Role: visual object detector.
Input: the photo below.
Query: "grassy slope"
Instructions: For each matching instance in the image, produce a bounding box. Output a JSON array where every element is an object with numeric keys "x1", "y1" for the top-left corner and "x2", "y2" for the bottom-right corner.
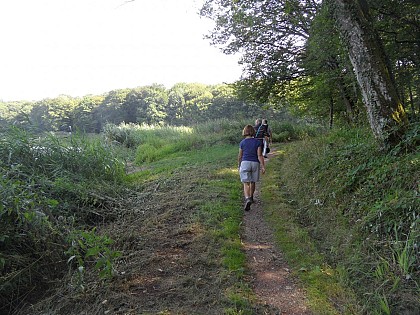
[{"x1": 263, "y1": 127, "x2": 419, "y2": 314}]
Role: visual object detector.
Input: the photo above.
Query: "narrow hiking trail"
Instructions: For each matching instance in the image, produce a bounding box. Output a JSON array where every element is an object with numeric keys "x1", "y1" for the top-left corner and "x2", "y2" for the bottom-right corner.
[{"x1": 242, "y1": 153, "x2": 312, "y2": 315}]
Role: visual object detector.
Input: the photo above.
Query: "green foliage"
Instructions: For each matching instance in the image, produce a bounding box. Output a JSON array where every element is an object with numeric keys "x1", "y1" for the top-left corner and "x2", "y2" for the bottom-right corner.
[
  {"x1": 368, "y1": 0, "x2": 420, "y2": 116},
  {"x1": 0, "y1": 127, "x2": 125, "y2": 183},
  {"x1": 269, "y1": 120, "x2": 324, "y2": 142},
  {"x1": 103, "y1": 119, "x2": 321, "y2": 168},
  {"x1": 66, "y1": 228, "x2": 121, "y2": 283},
  {"x1": 389, "y1": 120, "x2": 420, "y2": 155},
  {"x1": 1, "y1": 83, "x2": 289, "y2": 135},
  {"x1": 200, "y1": 0, "x2": 318, "y2": 105},
  {"x1": 300, "y1": 2, "x2": 362, "y2": 126},
  {"x1": 276, "y1": 126, "x2": 419, "y2": 313},
  {"x1": 102, "y1": 122, "x2": 143, "y2": 148},
  {"x1": 201, "y1": 0, "x2": 419, "y2": 142},
  {"x1": 0, "y1": 127, "x2": 125, "y2": 312},
  {"x1": 131, "y1": 125, "x2": 201, "y2": 163}
]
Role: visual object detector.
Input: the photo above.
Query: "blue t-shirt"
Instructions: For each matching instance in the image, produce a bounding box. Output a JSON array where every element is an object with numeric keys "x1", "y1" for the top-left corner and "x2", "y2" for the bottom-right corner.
[{"x1": 240, "y1": 138, "x2": 262, "y2": 163}]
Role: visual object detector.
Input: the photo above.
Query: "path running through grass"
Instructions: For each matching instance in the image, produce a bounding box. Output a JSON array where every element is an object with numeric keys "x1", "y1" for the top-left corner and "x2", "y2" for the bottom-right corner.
[{"x1": 242, "y1": 152, "x2": 312, "y2": 314}]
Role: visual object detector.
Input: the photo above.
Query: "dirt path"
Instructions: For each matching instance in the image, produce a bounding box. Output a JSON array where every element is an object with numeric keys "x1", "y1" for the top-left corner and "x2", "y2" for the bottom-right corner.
[{"x1": 242, "y1": 155, "x2": 312, "y2": 315}]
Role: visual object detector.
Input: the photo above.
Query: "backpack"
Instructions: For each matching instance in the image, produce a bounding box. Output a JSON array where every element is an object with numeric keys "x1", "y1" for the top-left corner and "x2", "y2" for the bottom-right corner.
[{"x1": 254, "y1": 124, "x2": 267, "y2": 139}]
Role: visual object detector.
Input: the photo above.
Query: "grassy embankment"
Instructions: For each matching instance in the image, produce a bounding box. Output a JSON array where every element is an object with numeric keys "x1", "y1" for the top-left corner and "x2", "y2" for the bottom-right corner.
[{"x1": 263, "y1": 125, "x2": 419, "y2": 314}]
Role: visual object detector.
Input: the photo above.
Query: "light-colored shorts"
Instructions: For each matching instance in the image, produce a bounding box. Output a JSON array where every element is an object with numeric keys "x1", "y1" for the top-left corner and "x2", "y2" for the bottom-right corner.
[{"x1": 239, "y1": 161, "x2": 260, "y2": 183}]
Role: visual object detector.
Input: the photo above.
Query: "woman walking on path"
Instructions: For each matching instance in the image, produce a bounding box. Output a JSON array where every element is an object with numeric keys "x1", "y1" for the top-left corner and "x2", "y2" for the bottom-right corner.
[{"x1": 238, "y1": 124, "x2": 266, "y2": 211}]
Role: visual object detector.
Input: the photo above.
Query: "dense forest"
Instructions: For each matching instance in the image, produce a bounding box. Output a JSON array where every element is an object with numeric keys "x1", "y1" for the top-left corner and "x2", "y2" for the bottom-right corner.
[
  {"x1": 0, "y1": 0, "x2": 419, "y2": 314},
  {"x1": 0, "y1": 83, "x2": 288, "y2": 133}
]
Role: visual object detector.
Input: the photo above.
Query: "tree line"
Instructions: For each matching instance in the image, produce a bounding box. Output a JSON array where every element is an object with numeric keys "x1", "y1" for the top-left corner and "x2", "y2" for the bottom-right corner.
[
  {"x1": 200, "y1": 0, "x2": 419, "y2": 149},
  {"x1": 0, "y1": 83, "x2": 290, "y2": 133}
]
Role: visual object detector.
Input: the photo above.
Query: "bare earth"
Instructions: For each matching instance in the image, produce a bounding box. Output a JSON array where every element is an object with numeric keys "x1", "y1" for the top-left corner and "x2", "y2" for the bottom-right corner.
[{"x1": 242, "y1": 155, "x2": 312, "y2": 315}]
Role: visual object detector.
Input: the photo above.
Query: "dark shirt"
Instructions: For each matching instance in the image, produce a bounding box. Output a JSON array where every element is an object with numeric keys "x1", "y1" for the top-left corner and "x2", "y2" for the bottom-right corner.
[
  {"x1": 240, "y1": 138, "x2": 262, "y2": 163},
  {"x1": 254, "y1": 124, "x2": 267, "y2": 139},
  {"x1": 263, "y1": 124, "x2": 271, "y2": 138}
]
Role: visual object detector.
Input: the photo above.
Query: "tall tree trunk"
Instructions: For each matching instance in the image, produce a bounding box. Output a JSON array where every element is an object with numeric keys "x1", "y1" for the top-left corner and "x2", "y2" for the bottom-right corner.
[{"x1": 327, "y1": 0, "x2": 408, "y2": 149}]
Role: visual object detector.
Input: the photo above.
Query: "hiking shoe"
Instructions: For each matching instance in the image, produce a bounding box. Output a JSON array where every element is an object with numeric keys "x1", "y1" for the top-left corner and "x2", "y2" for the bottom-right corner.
[
  {"x1": 244, "y1": 198, "x2": 252, "y2": 211},
  {"x1": 250, "y1": 196, "x2": 254, "y2": 203}
]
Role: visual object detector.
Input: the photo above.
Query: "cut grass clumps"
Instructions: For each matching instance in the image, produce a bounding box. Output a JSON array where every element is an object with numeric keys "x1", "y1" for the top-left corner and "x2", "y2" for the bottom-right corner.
[
  {"x1": 270, "y1": 126, "x2": 419, "y2": 314},
  {"x1": 189, "y1": 147, "x2": 257, "y2": 313}
]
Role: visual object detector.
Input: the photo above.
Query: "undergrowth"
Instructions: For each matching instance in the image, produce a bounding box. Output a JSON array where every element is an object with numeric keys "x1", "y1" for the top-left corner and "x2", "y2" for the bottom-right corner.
[
  {"x1": 268, "y1": 126, "x2": 419, "y2": 314},
  {"x1": 1, "y1": 118, "x2": 363, "y2": 314},
  {"x1": 0, "y1": 127, "x2": 125, "y2": 314},
  {"x1": 102, "y1": 118, "x2": 320, "y2": 161}
]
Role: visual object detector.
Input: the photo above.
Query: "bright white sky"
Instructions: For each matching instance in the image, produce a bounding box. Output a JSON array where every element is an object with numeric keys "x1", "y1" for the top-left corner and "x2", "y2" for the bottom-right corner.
[{"x1": 0, "y1": 0, "x2": 242, "y2": 102}]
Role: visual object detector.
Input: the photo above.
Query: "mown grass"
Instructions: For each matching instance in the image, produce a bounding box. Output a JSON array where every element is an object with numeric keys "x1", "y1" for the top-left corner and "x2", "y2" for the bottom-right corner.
[
  {"x1": 110, "y1": 120, "x2": 308, "y2": 313},
  {"x1": 0, "y1": 119, "x2": 256, "y2": 313},
  {"x1": 122, "y1": 132, "x2": 256, "y2": 313},
  {"x1": 263, "y1": 125, "x2": 419, "y2": 314},
  {"x1": 128, "y1": 137, "x2": 255, "y2": 313}
]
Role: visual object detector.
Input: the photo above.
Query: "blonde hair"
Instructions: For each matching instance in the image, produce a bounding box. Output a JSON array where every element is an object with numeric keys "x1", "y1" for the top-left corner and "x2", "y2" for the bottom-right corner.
[{"x1": 242, "y1": 124, "x2": 255, "y2": 137}]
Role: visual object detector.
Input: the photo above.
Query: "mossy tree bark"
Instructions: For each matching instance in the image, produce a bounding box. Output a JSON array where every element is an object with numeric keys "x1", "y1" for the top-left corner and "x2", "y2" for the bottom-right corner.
[{"x1": 327, "y1": 0, "x2": 408, "y2": 149}]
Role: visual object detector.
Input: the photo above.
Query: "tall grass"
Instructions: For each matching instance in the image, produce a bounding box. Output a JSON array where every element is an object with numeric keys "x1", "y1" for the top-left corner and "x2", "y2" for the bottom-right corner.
[
  {"x1": 0, "y1": 127, "x2": 125, "y2": 312},
  {"x1": 103, "y1": 119, "x2": 320, "y2": 165}
]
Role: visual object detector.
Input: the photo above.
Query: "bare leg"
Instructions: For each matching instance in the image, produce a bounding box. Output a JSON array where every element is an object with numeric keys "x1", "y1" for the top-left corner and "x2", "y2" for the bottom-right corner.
[
  {"x1": 243, "y1": 182, "x2": 251, "y2": 198},
  {"x1": 263, "y1": 139, "x2": 267, "y2": 156},
  {"x1": 243, "y1": 182, "x2": 252, "y2": 211},
  {"x1": 250, "y1": 182, "x2": 256, "y2": 198}
]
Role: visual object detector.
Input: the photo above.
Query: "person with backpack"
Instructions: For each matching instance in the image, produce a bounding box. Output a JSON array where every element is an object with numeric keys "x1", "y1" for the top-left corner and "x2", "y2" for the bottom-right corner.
[
  {"x1": 262, "y1": 119, "x2": 272, "y2": 158},
  {"x1": 254, "y1": 118, "x2": 262, "y2": 136},
  {"x1": 254, "y1": 118, "x2": 269, "y2": 158},
  {"x1": 238, "y1": 124, "x2": 266, "y2": 211}
]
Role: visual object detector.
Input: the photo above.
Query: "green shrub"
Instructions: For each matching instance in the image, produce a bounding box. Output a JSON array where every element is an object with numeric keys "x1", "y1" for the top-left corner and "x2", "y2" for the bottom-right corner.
[
  {"x1": 103, "y1": 122, "x2": 143, "y2": 148},
  {"x1": 270, "y1": 121, "x2": 325, "y2": 142},
  {"x1": 66, "y1": 228, "x2": 121, "y2": 284}
]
